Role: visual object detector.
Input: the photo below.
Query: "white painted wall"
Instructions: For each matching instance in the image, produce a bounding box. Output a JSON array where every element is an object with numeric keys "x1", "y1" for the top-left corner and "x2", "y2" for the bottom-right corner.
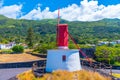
[
  {"x1": 46, "y1": 49, "x2": 82, "y2": 72},
  {"x1": 0, "y1": 43, "x2": 15, "y2": 49},
  {"x1": 0, "y1": 44, "x2": 6, "y2": 49}
]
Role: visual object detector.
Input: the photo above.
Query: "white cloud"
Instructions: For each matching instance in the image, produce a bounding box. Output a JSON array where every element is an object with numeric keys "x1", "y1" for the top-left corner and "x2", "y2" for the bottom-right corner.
[
  {"x1": 60, "y1": 0, "x2": 120, "y2": 21},
  {"x1": 0, "y1": 1, "x2": 22, "y2": 19},
  {"x1": 21, "y1": 7, "x2": 57, "y2": 20},
  {"x1": 21, "y1": 0, "x2": 120, "y2": 21},
  {"x1": 1, "y1": 0, "x2": 120, "y2": 21}
]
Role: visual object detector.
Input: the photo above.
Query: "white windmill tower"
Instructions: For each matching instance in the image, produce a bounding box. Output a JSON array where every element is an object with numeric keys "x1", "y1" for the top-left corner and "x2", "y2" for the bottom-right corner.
[{"x1": 45, "y1": 9, "x2": 82, "y2": 72}]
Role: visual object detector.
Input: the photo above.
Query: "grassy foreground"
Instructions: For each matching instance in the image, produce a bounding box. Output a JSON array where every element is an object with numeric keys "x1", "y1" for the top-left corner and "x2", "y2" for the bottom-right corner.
[{"x1": 17, "y1": 70, "x2": 111, "y2": 80}]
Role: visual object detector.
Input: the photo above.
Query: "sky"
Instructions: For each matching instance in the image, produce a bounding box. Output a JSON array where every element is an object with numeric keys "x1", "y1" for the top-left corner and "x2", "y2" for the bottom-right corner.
[{"x1": 0, "y1": 0, "x2": 120, "y2": 21}]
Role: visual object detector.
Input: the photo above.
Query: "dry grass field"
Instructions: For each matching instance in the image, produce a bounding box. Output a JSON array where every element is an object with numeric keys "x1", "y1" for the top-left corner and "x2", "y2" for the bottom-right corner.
[
  {"x1": 0, "y1": 53, "x2": 45, "y2": 63},
  {"x1": 17, "y1": 70, "x2": 111, "y2": 80}
]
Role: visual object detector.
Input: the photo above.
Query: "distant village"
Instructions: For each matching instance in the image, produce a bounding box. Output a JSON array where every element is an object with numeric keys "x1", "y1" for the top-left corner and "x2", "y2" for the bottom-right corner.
[
  {"x1": 98, "y1": 40, "x2": 120, "y2": 46},
  {"x1": 0, "y1": 42, "x2": 27, "y2": 50},
  {"x1": 0, "y1": 40, "x2": 120, "y2": 50}
]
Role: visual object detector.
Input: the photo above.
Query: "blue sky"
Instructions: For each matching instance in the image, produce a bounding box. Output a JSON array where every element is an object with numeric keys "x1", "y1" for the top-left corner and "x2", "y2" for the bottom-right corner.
[{"x1": 0, "y1": 0, "x2": 120, "y2": 21}]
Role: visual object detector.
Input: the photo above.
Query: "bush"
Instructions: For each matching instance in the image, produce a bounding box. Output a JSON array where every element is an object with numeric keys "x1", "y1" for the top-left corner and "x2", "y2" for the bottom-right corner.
[
  {"x1": 12, "y1": 45, "x2": 24, "y2": 53},
  {"x1": 34, "y1": 44, "x2": 49, "y2": 54},
  {"x1": 34, "y1": 43, "x2": 56, "y2": 54}
]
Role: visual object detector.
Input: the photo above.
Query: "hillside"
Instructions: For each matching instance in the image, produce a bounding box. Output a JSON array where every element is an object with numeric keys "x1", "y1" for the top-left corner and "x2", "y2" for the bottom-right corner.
[{"x1": 0, "y1": 15, "x2": 120, "y2": 44}]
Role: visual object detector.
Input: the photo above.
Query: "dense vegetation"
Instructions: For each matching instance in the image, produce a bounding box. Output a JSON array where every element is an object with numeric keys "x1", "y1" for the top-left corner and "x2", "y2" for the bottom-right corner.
[
  {"x1": 1, "y1": 15, "x2": 120, "y2": 65},
  {"x1": 0, "y1": 15, "x2": 120, "y2": 45},
  {"x1": 95, "y1": 44, "x2": 120, "y2": 66}
]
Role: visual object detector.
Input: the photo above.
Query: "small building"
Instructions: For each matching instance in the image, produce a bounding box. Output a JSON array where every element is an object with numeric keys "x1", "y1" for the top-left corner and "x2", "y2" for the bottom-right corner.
[
  {"x1": 109, "y1": 41, "x2": 117, "y2": 45},
  {"x1": 116, "y1": 40, "x2": 120, "y2": 44},
  {"x1": 0, "y1": 44, "x2": 6, "y2": 49},
  {"x1": 0, "y1": 42, "x2": 16, "y2": 49},
  {"x1": 98, "y1": 41, "x2": 109, "y2": 46}
]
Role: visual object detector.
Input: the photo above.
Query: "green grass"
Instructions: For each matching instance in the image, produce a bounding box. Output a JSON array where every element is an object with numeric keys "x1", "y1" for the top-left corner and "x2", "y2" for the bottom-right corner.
[
  {"x1": 114, "y1": 62, "x2": 120, "y2": 66},
  {"x1": 0, "y1": 49, "x2": 13, "y2": 54}
]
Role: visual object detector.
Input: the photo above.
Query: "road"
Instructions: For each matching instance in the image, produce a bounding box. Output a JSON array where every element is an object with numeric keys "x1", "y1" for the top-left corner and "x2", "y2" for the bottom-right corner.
[
  {"x1": 0, "y1": 67, "x2": 120, "y2": 80},
  {"x1": 0, "y1": 68, "x2": 30, "y2": 80},
  {"x1": 99, "y1": 69, "x2": 120, "y2": 74}
]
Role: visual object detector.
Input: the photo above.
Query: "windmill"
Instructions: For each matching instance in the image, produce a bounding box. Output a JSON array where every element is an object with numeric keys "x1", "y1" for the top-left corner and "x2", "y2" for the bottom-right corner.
[{"x1": 45, "y1": 9, "x2": 87, "y2": 72}]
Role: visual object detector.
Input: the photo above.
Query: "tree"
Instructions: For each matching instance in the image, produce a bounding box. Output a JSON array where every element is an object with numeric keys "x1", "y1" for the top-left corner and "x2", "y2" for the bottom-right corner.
[
  {"x1": 95, "y1": 45, "x2": 120, "y2": 65},
  {"x1": 26, "y1": 27, "x2": 34, "y2": 48},
  {"x1": 12, "y1": 45, "x2": 24, "y2": 53}
]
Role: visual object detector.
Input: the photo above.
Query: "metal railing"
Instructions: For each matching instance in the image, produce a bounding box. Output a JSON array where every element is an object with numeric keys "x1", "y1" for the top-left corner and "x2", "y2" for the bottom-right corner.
[{"x1": 81, "y1": 60, "x2": 113, "y2": 76}]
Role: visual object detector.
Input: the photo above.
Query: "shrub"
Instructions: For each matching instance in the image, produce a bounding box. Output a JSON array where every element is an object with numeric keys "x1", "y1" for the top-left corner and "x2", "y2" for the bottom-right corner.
[
  {"x1": 34, "y1": 44, "x2": 49, "y2": 54},
  {"x1": 12, "y1": 45, "x2": 24, "y2": 53},
  {"x1": 34, "y1": 43, "x2": 56, "y2": 54}
]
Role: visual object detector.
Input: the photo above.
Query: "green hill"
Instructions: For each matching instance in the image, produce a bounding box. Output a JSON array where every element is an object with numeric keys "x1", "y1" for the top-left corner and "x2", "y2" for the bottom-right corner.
[{"x1": 0, "y1": 15, "x2": 120, "y2": 44}]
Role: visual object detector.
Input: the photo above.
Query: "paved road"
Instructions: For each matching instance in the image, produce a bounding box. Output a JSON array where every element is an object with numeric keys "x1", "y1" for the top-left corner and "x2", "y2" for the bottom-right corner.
[
  {"x1": 0, "y1": 68, "x2": 30, "y2": 80},
  {"x1": 99, "y1": 69, "x2": 120, "y2": 74},
  {"x1": 0, "y1": 67, "x2": 120, "y2": 80}
]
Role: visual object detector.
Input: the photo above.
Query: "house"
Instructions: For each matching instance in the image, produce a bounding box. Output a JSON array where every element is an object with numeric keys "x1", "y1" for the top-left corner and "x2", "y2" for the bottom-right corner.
[
  {"x1": 98, "y1": 41, "x2": 117, "y2": 46},
  {"x1": 116, "y1": 40, "x2": 120, "y2": 44},
  {"x1": 0, "y1": 44, "x2": 6, "y2": 49},
  {"x1": 109, "y1": 41, "x2": 117, "y2": 45},
  {"x1": 0, "y1": 42, "x2": 16, "y2": 49},
  {"x1": 98, "y1": 41, "x2": 109, "y2": 46}
]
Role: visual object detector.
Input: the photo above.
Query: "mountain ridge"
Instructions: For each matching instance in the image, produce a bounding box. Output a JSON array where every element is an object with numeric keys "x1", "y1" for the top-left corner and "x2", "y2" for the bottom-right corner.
[{"x1": 0, "y1": 15, "x2": 120, "y2": 44}]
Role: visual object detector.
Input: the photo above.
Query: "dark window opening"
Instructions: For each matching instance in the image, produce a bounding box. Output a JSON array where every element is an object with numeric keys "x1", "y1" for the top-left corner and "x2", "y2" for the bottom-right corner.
[{"x1": 62, "y1": 55, "x2": 66, "y2": 62}]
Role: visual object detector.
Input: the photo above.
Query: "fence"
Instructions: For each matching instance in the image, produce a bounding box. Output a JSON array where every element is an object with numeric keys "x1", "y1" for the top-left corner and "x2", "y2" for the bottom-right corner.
[{"x1": 0, "y1": 60, "x2": 46, "y2": 69}]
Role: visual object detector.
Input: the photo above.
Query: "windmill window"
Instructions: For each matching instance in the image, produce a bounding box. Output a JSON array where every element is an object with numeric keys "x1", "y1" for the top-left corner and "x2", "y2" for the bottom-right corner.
[{"x1": 62, "y1": 55, "x2": 66, "y2": 62}]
